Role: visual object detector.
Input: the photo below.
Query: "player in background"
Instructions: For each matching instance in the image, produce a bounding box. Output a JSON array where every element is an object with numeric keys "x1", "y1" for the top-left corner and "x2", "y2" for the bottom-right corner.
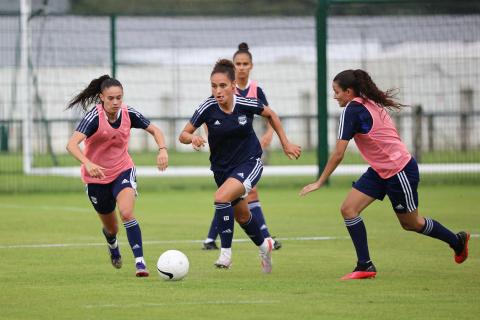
[
  {"x1": 179, "y1": 59, "x2": 301, "y2": 272},
  {"x1": 300, "y1": 69, "x2": 470, "y2": 280},
  {"x1": 66, "y1": 75, "x2": 169, "y2": 277},
  {"x1": 202, "y1": 42, "x2": 282, "y2": 251}
]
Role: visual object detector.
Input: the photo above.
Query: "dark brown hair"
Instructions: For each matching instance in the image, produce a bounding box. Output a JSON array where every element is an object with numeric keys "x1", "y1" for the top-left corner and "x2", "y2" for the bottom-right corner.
[
  {"x1": 333, "y1": 69, "x2": 406, "y2": 110},
  {"x1": 233, "y1": 42, "x2": 252, "y2": 61},
  {"x1": 211, "y1": 59, "x2": 235, "y2": 81},
  {"x1": 67, "y1": 75, "x2": 123, "y2": 112}
]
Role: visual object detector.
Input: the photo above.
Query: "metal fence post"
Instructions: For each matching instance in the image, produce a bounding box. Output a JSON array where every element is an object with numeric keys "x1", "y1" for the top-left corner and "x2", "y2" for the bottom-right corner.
[{"x1": 413, "y1": 104, "x2": 423, "y2": 162}]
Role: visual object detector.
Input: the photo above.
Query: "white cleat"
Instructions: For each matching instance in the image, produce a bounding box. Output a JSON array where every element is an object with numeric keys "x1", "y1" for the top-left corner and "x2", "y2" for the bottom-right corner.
[
  {"x1": 214, "y1": 249, "x2": 232, "y2": 269},
  {"x1": 259, "y1": 238, "x2": 274, "y2": 273}
]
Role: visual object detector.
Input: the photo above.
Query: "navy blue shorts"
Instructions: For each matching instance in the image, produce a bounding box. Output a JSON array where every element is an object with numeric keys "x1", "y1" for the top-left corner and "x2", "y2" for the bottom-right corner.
[
  {"x1": 85, "y1": 167, "x2": 137, "y2": 214},
  {"x1": 353, "y1": 157, "x2": 419, "y2": 214},
  {"x1": 213, "y1": 158, "x2": 263, "y2": 199}
]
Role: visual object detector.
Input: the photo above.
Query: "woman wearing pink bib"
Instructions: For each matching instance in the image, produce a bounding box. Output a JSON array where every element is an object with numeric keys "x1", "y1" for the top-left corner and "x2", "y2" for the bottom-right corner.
[
  {"x1": 300, "y1": 69, "x2": 469, "y2": 280},
  {"x1": 66, "y1": 75, "x2": 169, "y2": 277}
]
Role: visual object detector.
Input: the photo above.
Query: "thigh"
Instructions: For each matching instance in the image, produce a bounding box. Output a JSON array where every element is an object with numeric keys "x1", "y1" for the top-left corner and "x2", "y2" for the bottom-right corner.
[
  {"x1": 112, "y1": 167, "x2": 137, "y2": 199},
  {"x1": 341, "y1": 187, "x2": 376, "y2": 218},
  {"x1": 228, "y1": 158, "x2": 263, "y2": 198},
  {"x1": 116, "y1": 188, "x2": 136, "y2": 221},
  {"x1": 386, "y1": 159, "x2": 419, "y2": 214},
  {"x1": 216, "y1": 177, "x2": 247, "y2": 203},
  {"x1": 86, "y1": 183, "x2": 116, "y2": 214},
  {"x1": 352, "y1": 167, "x2": 387, "y2": 201}
]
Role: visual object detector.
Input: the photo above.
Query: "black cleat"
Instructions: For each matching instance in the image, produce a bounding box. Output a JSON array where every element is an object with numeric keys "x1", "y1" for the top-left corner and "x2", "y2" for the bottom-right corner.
[
  {"x1": 108, "y1": 246, "x2": 122, "y2": 269},
  {"x1": 273, "y1": 238, "x2": 282, "y2": 250},
  {"x1": 341, "y1": 261, "x2": 377, "y2": 280},
  {"x1": 453, "y1": 231, "x2": 470, "y2": 264},
  {"x1": 202, "y1": 241, "x2": 219, "y2": 250}
]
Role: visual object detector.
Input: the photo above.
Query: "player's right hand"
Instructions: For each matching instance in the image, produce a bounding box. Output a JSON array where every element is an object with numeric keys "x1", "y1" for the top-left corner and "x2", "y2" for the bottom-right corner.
[
  {"x1": 191, "y1": 135, "x2": 206, "y2": 151},
  {"x1": 283, "y1": 142, "x2": 301, "y2": 160},
  {"x1": 85, "y1": 161, "x2": 106, "y2": 179}
]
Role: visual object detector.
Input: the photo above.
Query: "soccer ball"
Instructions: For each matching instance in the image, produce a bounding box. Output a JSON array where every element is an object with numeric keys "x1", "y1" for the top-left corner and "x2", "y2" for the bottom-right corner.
[{"x1": 156, "y1": 250, "x2": 189, "y2": 280}]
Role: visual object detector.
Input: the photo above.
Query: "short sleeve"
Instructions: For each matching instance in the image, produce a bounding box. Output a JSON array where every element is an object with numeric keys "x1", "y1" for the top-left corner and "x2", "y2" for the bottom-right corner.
[
  {"x1": 257, "y1": 87, "x2": 269, "y2": 106},
  {"x1": 75, "y1": 108, "x2": 99, "y2": 138},
  {"x1": 337, "y1": 105, "x2": 358, "y2": 140},
  {"x1": 237, "y1": 96, "x2": 264, "y2": 115},
  {"x1": 190, "y1": 97, "x2": 215, "y2": 128},
  {"x1": 337, "y1": 102, "x2": 372, "y2": 140},
  {"x1": 128, "y1": 106, "x2": 151, "y2": 129}
]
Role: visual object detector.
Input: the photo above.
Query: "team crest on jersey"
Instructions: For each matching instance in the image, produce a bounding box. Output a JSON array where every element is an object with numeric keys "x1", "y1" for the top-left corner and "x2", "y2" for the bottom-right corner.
[{"x1": 238, "y1": 115, "x2": 247, "y2": 125}]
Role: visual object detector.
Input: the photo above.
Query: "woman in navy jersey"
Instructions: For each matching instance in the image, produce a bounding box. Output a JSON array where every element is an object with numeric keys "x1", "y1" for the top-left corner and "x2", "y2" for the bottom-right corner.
[
  {"x1": 179, "y1": 59, "x2": 301, "y2": 272},
  {"x1": 300, "y1": 69, "x2": 470, "y2": 279},
  {"x1": 66, "y1": 75, "x2": 169, "y2": 277},
  {"x1": 202, "y1": 42, "x2": 282, "y2": 251}
]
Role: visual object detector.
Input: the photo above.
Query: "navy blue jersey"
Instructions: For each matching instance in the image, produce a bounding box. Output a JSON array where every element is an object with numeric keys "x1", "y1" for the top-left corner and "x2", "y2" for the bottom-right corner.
[
  {"x1": 236, "y1": 85, "x2": 269, "y2": 106},
  {"x1": 190, "y1": 95, "x2": 264, "y2": 172},
  {"x1": 76, "y1": 106, "x2": 150, "y2": 138},
  {"x1": 337, "y1": 101, "x2": 373, "y2": 140}
]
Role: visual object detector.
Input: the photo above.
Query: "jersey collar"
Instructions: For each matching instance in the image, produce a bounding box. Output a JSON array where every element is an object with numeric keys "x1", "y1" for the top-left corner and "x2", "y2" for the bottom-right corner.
[
  {"x1": 103, "y1": 107, "x2": 122, "y2": 122},
  {"x1": 236, "y1": 79, "x2": 251, "y2": 91}
]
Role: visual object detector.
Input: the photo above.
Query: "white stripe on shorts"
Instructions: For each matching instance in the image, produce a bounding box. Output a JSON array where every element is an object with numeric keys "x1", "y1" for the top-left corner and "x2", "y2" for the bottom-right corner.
[{"x1": 397, "y1": 171, "x2": 416, "y2": 212}]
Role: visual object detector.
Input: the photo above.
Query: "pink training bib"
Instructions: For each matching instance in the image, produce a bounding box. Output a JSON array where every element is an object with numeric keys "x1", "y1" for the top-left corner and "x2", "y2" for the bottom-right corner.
[
  {"x1": 352, "y1": 97, "x2": 411, "y2": 179},
  {"x1": 81, "y1": 104, "x2": 134, "y2": 184}
]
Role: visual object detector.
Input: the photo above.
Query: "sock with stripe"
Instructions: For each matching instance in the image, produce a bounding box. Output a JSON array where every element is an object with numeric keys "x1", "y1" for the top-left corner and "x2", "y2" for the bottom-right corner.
[
  {"x1": 248, "y1": 201, "x2": 271, "y2": 238},
  {"x1": 205, "y1": 214, "x2": 219, "y2": 243},
  {"x1": 123, "y1": 219, "x2": 143, "y2": 258},
  {"x1": 345, "y1": 216, "x2": 371, "y2": 264},
  {"x1": 240, "y1": 213, "x2": 265, "y2": 246},
  {"x1": 102, "y1": 228, "x2": 118, "y2": 249},
  {"x1": 215, "y1": 202, "x2": 234, "y2": 249},
  {"x1": 418, "y1": 217, "x2": 459, "y2": 248}
]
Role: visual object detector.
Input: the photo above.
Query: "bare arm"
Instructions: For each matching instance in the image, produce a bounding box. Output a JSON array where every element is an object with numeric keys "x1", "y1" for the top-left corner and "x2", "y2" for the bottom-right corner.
[
  {"x1": 191, "y1": 123, "x2": 209, "y2": 151},
  {"x1": 299, "y1": 139, "x2": 350, "y2": 196},
  {"x1": 260, "y1": 119, "x2": 274, "y2": 150},
  {"x1": 144, "y1": 123, "x2": 168, "y2": 171},
  {"x1": 66, "y1": 131, "x2": 106, "y2": 179},
  {"x1": 260, "y1": 106, "x2": 301, "y2": 159},
  {"x1": 179, "y1": 122, "x2": 206, "y2": 149}
]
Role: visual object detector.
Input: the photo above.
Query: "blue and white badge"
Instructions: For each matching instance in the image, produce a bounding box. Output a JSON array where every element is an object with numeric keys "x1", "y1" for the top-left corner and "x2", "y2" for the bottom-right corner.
[{"x1": 238, "y1": 115, "x2": 247, "y2": 125}]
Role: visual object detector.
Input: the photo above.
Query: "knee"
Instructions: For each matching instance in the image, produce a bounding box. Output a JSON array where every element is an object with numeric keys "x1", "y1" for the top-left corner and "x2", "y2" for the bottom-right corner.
[
  {"x1": 214, "y1": 190, "x2": 230, "y2": 203},
  {"x1": 119, "y1": 209, "x2": 135, "y2": 223},
  {"x1": 235, "y1": 211, "x2": 250, "y2": 225},
  {"x1": 340, "y1": 203, "x2": 358, "y2": 219},
  {"x1": 104, "y1": 224, "x2": 118, "y2": 236},
  {"x1": 399, "y1": 219, "x2": 424, "y2": 232}
]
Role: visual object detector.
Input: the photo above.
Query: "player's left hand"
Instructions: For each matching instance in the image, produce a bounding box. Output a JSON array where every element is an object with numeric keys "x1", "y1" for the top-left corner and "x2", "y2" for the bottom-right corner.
[
  {"x1": 299, "y1": 181, "x2": 322, "y2": 196},
  {"x1": 157, "y1": 149, "x2": 168, "y2": 171},
  {"x1": 283, "y1": 142, "x2": 301, "y2": 160}
]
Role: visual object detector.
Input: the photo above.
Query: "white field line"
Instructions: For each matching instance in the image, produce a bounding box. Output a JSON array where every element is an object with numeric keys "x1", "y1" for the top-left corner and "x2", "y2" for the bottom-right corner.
[
  {"x1": 1, "y1": 234, "x2": 477, "y2": 250},
  {"x1": 0, "y1": 203, "x2": 90, "y2": 213},
  {"x1": 0, "y1": 236, "x2": 351, "y2": 249},
  {"x1": 85, "y1": 300, "x2": 280, "y2": 309}
]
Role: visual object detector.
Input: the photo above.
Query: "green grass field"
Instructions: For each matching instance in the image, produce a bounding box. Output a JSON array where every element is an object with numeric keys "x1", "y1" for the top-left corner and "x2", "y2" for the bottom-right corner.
[{"x1": 0, "y1": 183, "x2": 478, "y2": 319}]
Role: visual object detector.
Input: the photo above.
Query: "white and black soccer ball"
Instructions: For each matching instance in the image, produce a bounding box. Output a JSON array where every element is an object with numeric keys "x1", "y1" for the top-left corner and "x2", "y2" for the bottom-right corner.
[{"x1": 156, "y1": 250, "x2": 189, "y2": 280}]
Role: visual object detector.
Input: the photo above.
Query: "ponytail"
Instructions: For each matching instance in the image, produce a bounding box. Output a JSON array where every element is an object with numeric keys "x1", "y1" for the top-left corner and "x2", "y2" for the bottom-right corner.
[
  {"x1": 67, "y1": 75, "x2": 123, "y2": 112},
  {"x1": 211, "y1": 59, "x2": 235, "y2": 81},
  {"x1": 334, "y1": 69, "x2": 406, "y2": 110}
]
